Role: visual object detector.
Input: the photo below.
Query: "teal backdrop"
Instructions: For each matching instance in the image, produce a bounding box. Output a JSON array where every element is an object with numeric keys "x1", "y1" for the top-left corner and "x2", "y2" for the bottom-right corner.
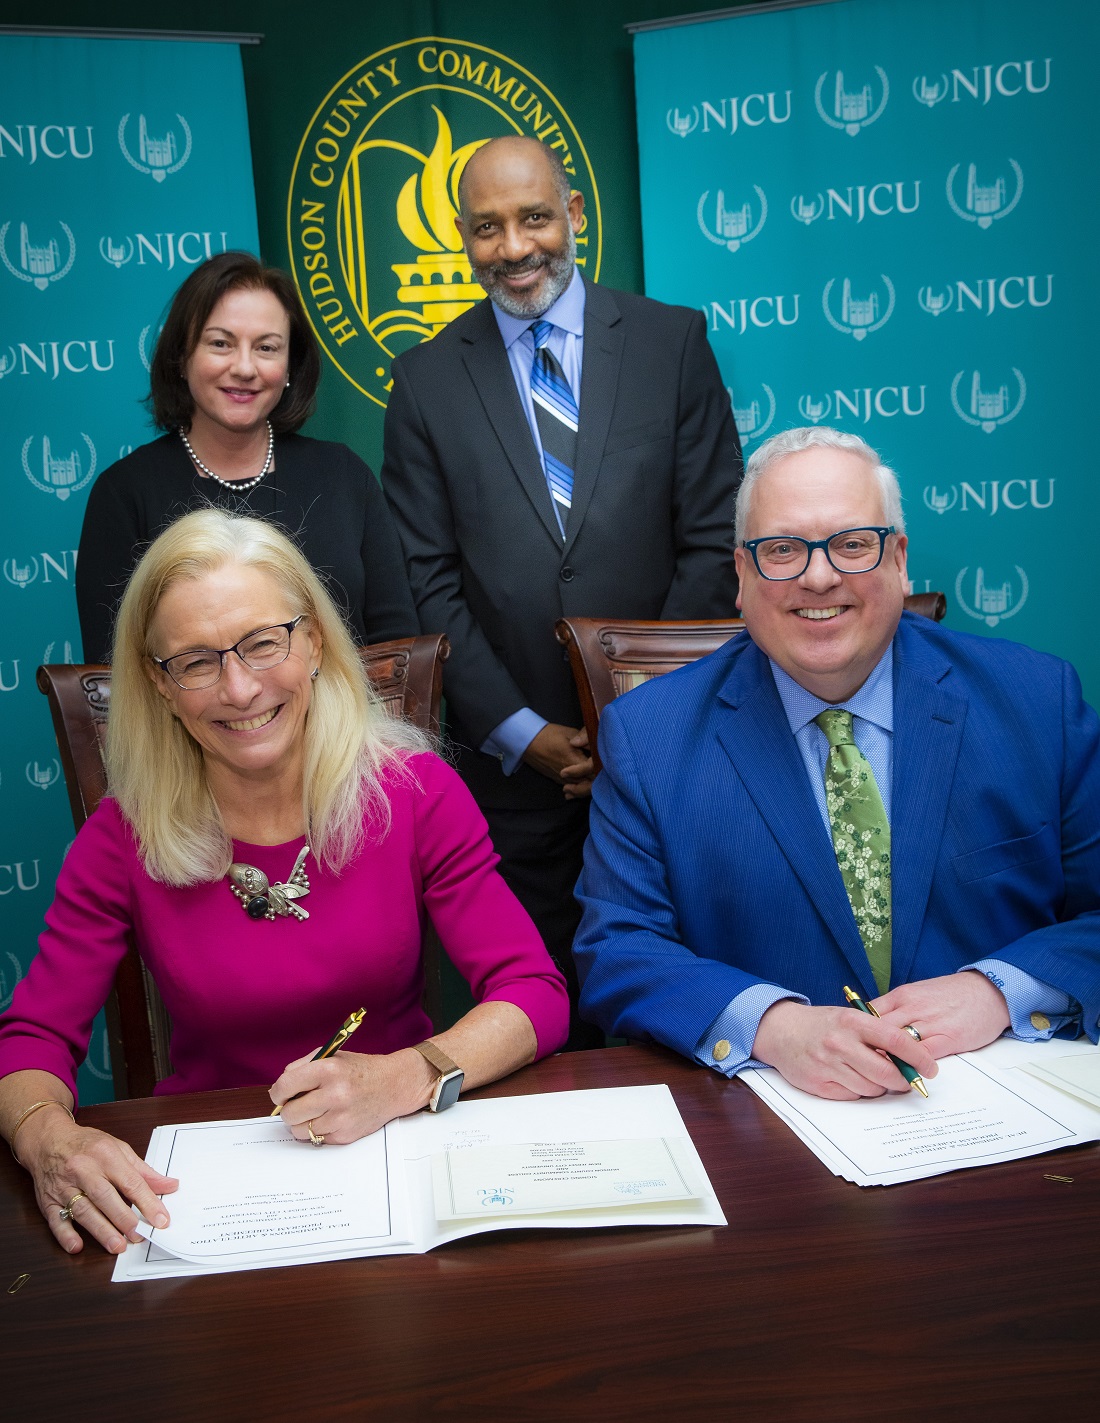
[
  {"x1": 0, "y1": 35, "x2": 259, "y2": 1103},
  {"x1": 633, "y1": 0, "x2": 1098, "y2": 703},
  {"x1": 5, "y1": 2, "x2": 1085, "y2": 1098}
]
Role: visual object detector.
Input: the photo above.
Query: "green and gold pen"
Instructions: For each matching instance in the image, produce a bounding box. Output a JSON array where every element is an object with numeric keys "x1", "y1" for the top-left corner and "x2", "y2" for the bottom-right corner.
[
  {"x1": 842, "y1": 986, "x2": 929, "y2": 1098},
  {"x1": 269, "y1": 1008, "x2": 367, "y2": 1116}
]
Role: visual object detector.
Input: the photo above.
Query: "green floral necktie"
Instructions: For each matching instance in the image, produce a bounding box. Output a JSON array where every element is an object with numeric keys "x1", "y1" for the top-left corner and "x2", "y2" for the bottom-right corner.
[{"x1": 813, "y1": 708, "x2": 892, "y2": 994}]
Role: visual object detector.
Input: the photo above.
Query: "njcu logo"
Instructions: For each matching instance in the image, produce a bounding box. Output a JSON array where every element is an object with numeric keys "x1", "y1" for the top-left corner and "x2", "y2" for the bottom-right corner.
[
  {"x1": 26, "y1": 759, "x2": 61, "y2": 792},
  {"x1": 955, "y1": 566, "x2": 1029, "y2": 627},
  {"x1": 822, "y1": 275, "x2": 895, "y2": 340},
  {"x1": 912, "y1": 75, "x2": 949, "y2": 107},
  {"x1": 697, "y1": 186, "x2": 767, "y2": 252},
  {"x1": 730, "y1": 384, "x2": 775, "y2": 445},
  {"x1": 667, "y1": 107, "x2": 699, "y2": 138},
  {"x1": 4, "y1": 556, "x2": 38, "y2": 589},
  {"x1": 21, "y1": 433, "x2": 97, "y2": 500},
  {"x1": 118, "y1": 112, "x2": 192, "y2": 182},
  {"x1": 288, "y1": 39, "x2": 601, "y2": 408},
  {"x1": 815, "y1": 68, "x2": 889, "y2": 135},
  {"x1": 951, "y1": 369, "x2": 1026, "y2": 433},
  {"x1": 100, "y1": 235, "x2": 134, "y2": 268},
  {"x1": 946, "y1": 160, "x2": 1023, "y2": 228},
  {"x1": 0, "y1": 220, "x2": 75, "y2": 289}
]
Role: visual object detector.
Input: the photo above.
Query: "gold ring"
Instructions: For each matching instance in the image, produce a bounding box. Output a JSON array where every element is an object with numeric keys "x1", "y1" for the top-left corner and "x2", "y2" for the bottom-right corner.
[
  {"x1": 59, "y1": 1189, "x2": 86, "y2": 1221},
  {"x1": 901, "y1": 1024, "x2": 922, "y2": 1042},
  {"x1": 307, "y1": 1121, "x2": 325, "y2": 1148}
]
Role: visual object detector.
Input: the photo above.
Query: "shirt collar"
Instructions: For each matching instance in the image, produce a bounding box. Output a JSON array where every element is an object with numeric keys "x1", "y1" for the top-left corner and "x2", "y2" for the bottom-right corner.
[
  {"x1": 769, "y1": 640, "x2": 895, "y2": 738},
  {"x1": 492, "y1": 266, "x2": 586, "y2": 350}
]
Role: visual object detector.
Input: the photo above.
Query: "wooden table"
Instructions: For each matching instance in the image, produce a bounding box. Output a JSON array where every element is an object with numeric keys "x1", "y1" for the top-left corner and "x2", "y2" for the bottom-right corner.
[{"x1": 2, "y1": 1045, "x2": 1097, "y2": 1421}]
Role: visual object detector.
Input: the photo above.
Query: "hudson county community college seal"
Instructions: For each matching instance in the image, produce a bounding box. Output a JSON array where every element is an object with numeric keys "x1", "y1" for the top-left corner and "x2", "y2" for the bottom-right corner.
[{"x1": 288, "y1": 38, "x2": 602, "y2": 407}]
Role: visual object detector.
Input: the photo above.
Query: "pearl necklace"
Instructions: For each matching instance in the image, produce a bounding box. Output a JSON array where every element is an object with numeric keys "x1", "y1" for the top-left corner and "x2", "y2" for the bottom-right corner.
[{"x1": 179, "y1": 420, "x2": 274, "y2": 492}]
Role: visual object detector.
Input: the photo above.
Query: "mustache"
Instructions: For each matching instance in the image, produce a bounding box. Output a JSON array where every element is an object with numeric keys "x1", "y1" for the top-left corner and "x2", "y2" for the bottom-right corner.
[{"x1": 478, "y1": 253, "x2": 547, "y2": 280}]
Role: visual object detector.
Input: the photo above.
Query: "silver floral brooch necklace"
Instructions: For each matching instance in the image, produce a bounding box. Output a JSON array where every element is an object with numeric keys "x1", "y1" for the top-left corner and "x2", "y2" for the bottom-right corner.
[{"x1": 228, "y1": 845, "x2": 311, "y2": 921}]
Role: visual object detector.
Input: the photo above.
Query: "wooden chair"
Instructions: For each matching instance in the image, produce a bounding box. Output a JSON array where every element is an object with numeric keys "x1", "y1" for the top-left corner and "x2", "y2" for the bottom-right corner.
[
  {"x1": 555, "y1": 593, "x2": 947, "y2": 773},
  {"x1": 35, "y1": 633, "x2": 450, "y2": 1100}
]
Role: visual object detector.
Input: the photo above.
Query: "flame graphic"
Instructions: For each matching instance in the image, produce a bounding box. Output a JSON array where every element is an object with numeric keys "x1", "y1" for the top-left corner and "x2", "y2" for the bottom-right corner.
[
  {"x1": 340, "y1": 107, "x2": 491, "y2": 350},
  {"x1": 396, "y1": 109, "x2": 485, "y2": 253}
]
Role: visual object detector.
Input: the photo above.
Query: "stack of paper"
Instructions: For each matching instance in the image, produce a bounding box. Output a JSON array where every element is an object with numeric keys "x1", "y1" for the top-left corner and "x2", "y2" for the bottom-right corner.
[
  {"x1": 1017, "y1": 1048, "x2": 1100, "y2": 1111},
  {"x1": 113, "y1": 1084, "x2": 725, "y2": 1281},
  {"x1": 739, "y1": 1036, "x2": 1100, "y2": 1186}
]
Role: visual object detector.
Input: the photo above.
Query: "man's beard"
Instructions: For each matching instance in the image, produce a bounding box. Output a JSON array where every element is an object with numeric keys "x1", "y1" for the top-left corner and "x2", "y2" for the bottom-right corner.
[{"x1": 473, "y1": 227, "x2": 577, "y2": 319}]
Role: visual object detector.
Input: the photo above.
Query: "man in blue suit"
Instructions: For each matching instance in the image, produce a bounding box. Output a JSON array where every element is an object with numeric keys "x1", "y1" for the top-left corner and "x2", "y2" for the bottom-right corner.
[{"x1": 574, "y1": 427, "x2": 1100, "y2": 1098}]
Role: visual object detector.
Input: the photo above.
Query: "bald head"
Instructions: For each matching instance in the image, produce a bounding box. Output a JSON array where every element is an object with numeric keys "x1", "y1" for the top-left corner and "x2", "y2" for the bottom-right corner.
[
  {"x1": 454, "y1": 134, "x2": 584, "y2": 320},
  {"x1": 457, "y1": 136, "x2": 573, "y2": 220}
]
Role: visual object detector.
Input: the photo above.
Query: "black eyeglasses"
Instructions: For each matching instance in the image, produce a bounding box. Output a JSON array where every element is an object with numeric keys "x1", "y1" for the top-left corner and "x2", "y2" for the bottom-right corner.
[
  {"x1": 152, "y1": 616, "x2": 306, "y2": 689},
  {"x1": 742, "y1": 527, "x2": 896, "y2": 581}
]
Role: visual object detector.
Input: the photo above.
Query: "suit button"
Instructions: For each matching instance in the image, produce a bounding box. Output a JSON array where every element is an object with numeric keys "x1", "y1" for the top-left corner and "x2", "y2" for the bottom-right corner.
[
  {"x1": 559, "y1": 565, "x2": 574, "y2": 582},
  {"x1": 1030, "y1": 1012, "x2": 1051, "y2": 1031},
  {"x1": 713, "y1": 1039, "x2": 731, "y2": 1062}
]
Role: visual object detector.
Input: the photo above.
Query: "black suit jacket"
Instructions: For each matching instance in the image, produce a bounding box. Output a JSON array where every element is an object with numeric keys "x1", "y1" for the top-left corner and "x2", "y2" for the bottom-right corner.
[{"x1": 381, "y1": 279, "x2": 743, "y2": 809}]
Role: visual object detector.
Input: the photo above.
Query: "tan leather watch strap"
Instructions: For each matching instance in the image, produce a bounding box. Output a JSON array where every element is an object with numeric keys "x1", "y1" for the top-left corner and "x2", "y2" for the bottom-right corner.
[{"x1": 412, "y1": 1040, "x2": 460, "y2": 1077}]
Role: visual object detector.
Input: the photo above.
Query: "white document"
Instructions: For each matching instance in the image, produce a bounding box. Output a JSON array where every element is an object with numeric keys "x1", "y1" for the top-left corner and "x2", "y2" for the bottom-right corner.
[
  {"x1": 1017, "y1": 1050, "x2": 1100, "y2": 1112},
  {"x1": 113, "y1": 1084, "x2": 725, "y2": 1281},
  {"x1": 739, "y1": 1036, "x2": 1100, "y2": 1186},
  {"x1": 432, "y1": 1136, "x2": 701, "y2": 1219},
  {"x1": 124, "y1": 1116, "x2": 412, "y2": 1271}
]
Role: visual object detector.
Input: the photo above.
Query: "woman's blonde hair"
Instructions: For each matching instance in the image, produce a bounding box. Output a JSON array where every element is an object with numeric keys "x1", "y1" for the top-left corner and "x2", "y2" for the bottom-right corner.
[{"x1": 106, "y1": 508, "x2": 427, "y2": 886}]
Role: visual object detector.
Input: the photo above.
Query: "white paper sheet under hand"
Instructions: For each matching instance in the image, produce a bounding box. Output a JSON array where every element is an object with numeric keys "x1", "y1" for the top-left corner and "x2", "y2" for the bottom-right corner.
[
  {"x1": 119, "y1": 1116, "x2": 412, "y2": 1278},
  {"x1": 113, "y1": 1084, "x2": 725, "y2": 1281},
  {"x1": 738, "y1": 1037, "x2": 1100, "y2": 1186}
]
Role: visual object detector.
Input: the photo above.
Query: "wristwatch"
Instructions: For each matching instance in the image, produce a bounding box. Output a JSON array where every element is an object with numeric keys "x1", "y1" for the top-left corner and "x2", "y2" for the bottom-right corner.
[{"x1": 412, "y1": 1040, "x2": 464, "y2": 1113}]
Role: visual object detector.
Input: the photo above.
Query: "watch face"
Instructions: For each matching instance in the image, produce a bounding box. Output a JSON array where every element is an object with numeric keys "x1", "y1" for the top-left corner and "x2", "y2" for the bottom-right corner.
[{"x1": 432, "y1": 1068, "x2": 464, "y2": 1112}]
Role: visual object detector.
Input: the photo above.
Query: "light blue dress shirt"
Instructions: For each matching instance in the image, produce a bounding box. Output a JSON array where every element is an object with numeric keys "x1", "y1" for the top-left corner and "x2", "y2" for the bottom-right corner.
[
  {"x1": 694, "y1": 644, "x2": 1077, "y2": 1077},
  {"x1": 480, "y1": 269, "x2": 587, "y2": 774}
]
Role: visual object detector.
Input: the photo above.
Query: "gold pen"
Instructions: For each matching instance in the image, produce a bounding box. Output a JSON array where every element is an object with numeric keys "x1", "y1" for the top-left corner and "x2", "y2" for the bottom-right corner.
[
  {"x1": 269, "y1": 1008, "x2": 367, "y2": 1116},
  {"x1": 842, "y1": 986, "x2": 929, "y2": 1098}
]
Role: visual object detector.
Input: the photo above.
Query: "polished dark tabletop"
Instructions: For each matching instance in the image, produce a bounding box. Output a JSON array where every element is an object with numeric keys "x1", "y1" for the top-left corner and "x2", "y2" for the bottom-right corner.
[{"x1": 2, "y1": 1045, "x2": 1097, "y2": 1421}]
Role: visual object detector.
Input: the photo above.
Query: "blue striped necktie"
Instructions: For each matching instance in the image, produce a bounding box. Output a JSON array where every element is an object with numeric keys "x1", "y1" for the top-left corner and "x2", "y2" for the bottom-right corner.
[{"x1": 530, "y1": 319, "x2": 578, "y2": 535}]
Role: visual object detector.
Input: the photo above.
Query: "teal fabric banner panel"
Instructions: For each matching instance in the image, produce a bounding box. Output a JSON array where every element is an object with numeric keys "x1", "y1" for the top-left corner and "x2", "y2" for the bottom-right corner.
[
  {"x1": 0, "y1": 36, "x2": 259, "y2": 1103},
  {"x1": 634, "y1": 0, "x2": 1097, "y2": 703}
]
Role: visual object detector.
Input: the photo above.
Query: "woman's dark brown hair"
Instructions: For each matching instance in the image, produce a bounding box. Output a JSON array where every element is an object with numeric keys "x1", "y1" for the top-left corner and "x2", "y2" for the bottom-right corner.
[{"x1": 147, "y1": 251, "x2": 321, "y2": 434}]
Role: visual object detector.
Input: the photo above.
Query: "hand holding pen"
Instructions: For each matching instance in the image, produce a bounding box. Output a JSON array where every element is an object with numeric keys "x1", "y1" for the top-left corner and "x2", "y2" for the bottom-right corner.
[
  {"x1": 269, "y1": 1009, "x2": 366, "y2": 1117},
  {"x1": 843, "y1": 987, "x2": 930, "y2": 1098}
]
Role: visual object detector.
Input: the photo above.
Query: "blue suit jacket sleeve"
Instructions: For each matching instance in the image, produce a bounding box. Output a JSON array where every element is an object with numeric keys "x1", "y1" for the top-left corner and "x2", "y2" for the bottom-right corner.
[
  {"x1": 575, "y1": 699, "x2": 790, "y2": 1055},
  {"x1": 973, "y1": 657, "x2": 1100, "y2": 1033}
]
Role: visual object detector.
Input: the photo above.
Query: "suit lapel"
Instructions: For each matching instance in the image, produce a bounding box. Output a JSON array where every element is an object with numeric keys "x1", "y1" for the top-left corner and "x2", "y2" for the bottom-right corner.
[
  {"x1": 460, "y1": 301, "x2": 563, "y2": 549},
  {"x1": 714, "y1": 641, "x2": 876, "y2": 990},
  {"x1": 888, "y1": 618, "x2": 967, "y2": 988},
  {"x1": 564, "y1": 281, "x2": 624, "y2": 555}
]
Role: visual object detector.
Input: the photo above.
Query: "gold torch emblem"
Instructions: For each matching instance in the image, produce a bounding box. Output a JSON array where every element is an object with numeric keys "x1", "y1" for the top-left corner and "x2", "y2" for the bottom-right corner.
[{"x1": 339, "y1": 109, "x2": 488, "y2": 348}]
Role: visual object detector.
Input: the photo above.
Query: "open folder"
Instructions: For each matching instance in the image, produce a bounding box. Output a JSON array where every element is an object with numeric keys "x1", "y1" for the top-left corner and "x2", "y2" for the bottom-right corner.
[{"x1": 112, "y1": 1084, "x2": 726, "y2": 1281}]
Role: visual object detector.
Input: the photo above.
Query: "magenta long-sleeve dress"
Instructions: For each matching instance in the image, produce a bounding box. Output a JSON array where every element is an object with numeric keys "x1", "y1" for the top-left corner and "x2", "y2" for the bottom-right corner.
[{"x1": 0, "y1": 753, "x2": 569, "y2": 1102}]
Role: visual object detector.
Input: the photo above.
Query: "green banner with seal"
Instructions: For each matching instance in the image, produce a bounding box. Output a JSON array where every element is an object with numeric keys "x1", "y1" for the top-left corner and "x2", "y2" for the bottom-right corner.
[{"x1": 287, "y1": 37, "x2": 602, "y2": 409}]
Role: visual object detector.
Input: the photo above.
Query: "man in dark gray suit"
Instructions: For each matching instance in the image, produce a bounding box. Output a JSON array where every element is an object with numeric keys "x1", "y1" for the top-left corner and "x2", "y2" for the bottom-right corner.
[{"x1": 382, "y1": 137, "x2": 742, "y2": 1046}]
